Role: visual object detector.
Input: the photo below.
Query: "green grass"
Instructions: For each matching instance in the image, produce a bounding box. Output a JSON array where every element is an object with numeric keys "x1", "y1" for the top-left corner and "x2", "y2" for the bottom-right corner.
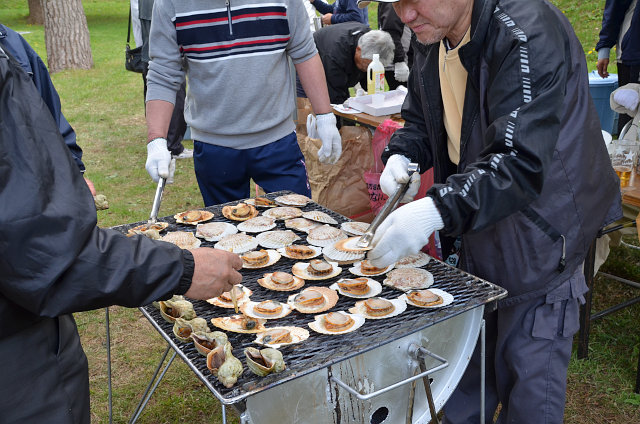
[{"x1": 1, "y1": 0, "x2": 639, "y2": 422}]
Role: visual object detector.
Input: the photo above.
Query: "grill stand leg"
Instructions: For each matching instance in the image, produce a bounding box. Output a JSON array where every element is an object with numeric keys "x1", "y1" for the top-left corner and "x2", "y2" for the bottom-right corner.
[
  {"x1": 129, "y1": 344, "x2": 176, "y2": 424},
  {"x1": 418, "y1": 360, "x2": 439, "y2": 424},
  {"x1": 105, "y1": 307, "x2": 113, "y2": 424},
  {"x1": 480, "y1": 319, "x2": 486, "y2": 424},
  {"x1": 405, "y1": 376, "x2": 418, "y2": 424}
]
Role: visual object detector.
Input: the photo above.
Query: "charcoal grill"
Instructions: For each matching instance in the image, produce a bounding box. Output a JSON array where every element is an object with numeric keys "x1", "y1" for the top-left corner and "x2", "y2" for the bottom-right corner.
[{"x1": 113, "y1": 191, "x2": 507, "y2": 423}]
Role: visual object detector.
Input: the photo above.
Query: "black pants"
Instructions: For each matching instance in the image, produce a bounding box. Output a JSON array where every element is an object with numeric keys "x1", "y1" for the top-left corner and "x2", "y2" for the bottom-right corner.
[{"x1": 616, "y1": 62, "x2": 640, "y2": 135}]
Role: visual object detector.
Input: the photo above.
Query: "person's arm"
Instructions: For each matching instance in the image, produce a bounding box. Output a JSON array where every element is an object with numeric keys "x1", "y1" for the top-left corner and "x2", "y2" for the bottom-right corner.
[
  {"x1": 309, "y1": 0, "x2": 334, "y2": 16},
  {"x1": 329, "y1": 0, "x2": 364, "y2": 25},
  {"x1": 295, "y1": 54, "x2": 332, "y2": 114},
  {"x1": 378, "y1": 3, "x2": 406, "y2": 64},
  {"x1": 595, "y1": 0, "x2": 633, "y2": 77}
]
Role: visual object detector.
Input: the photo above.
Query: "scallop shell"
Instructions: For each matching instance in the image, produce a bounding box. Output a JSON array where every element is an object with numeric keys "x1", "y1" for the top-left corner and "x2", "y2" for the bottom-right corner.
[
  {"x1": 274, "y1": 194, "x2": 311, "y2": 207},
  {"x1": 291, "y1": 261, "x2": 342, "y2": 280},
  {"x1": 236, "y1": 216, "x2": 277, "y2": 233},
  {"x1": 254, "y1": 326, "x2": 310, "y2": 349},
  {"x1": 306, "y1": 225, "x2": 348, "y2": 247},
  {"x1": 206, "y1": 285, "x2": 253, "y2": 309},
  {"x1": 284, "y1": 217, "x2": 322, "y2": 233},
  {"x1": 278, "y1": 244, "x2": 322, "y2": 260},
  {"x1": 394, "y1": 252, "x2": 431, "y2": 268},
  {"x1": 333, "y1": 237, "x2": 372, "y2": 253},
  {"x1": 127, "y1": 221, "x2": 169, "y2": 236},
  {"x1": 257, "y1": 272, "x2": 305, "y2": 292},
  {"x1": 174, "y1": 210, "x2": 214, "y2": 225},
  {"x1": 400, "y1": 289, "x2": 454, "y2": 309},
  {"x1": 240, "y1": 300, "x2": 293, "y2": 319},
  {"x1": 160, "y1": 231, "x2": 202, "y2": 249},
  {"x1": 255, "y1": 230, "x2": 301, "y2": 249},
  {"x1": 242, "y1": 249, "x2": 281, "y2": 269},
  {"x1": 308, "y1": 312, "x2": 365, "y2": 335},
  {"x1": 340, "y1": 221, "x2": 370, "y2": 236},
  {"x1": 214, "y1": 232, "x2": 258, "y2": 253},
  {"x1": 221, "y1": 203, "x2": 259, "y2": 221},
  {"x1": 245, "y1": 197, "x2": 277, "y2": 208},
  {"x1": 263, "y1": 206, "x2": 303, "y2": 220},
  {"x1": 195, "y1": 222, "x2": 238, "y2": 242},
  {"x1": 348, "y1": 297, "x2": 407, "y2": 320},
  {"x1": 302, "y1": 210, "x2": 338, "y2": 225},
  {"x1": 322, "y1": 244, "x2": 365, "y2": 263},
  {"x1": 383, "y1": 268, "x2": 434, "y2": 292},
  {"x1": 329, "y1": 278, "x2": 382, "y2": 298},
  {"x1": 287, "y1": 286, "x2": 339, "y2": 313},
  {"x1": 349, "y1": 261, "x2": 394, "y2": 277},
  {"x1": 210, "y1": 315, "x2": 267, "y2": 333}
]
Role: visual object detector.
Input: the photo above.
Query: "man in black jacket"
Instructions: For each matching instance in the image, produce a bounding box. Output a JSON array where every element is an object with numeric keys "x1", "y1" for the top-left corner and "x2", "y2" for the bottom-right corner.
[
  {"x1": 0, "y1": 44, "x2": 242, "y2": 423},
  {"x1": 358, "y1": 0, "x2": 622, "y2": 422}
]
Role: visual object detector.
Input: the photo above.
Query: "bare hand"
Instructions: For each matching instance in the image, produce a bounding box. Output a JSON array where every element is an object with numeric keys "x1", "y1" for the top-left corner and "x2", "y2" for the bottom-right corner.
[
  {"x1": 84, "y1": 176, "x2": 96, "y2": 196},
  {"x1": 322, "y1": 13, "x2": 332, "y2": 25},
  {"x1": 184, "y1": 248, "x2": 243, "y2": 299},
  {"x1": 597, "y1": 58, "x2": 609, "y2": 78}
]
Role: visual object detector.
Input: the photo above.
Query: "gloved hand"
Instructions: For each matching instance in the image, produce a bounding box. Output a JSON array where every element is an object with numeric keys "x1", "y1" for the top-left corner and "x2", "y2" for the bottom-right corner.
[
  {"x1": 316, "y1": 113, "x2": 342, "y2": 164},
  {"x1": 146, "y1": 137, "x2": 172, "y2": 183},
  {"x1": 355, "y1": 88, "x2": 366, "y2": 97},
  {"x1": 394, "y1": 62, "x2": 410, "y2": 83},
  {"x1": 367, "y1": 197, "x2": 444, "y2": 267},
  {"x1": 380, "y1": 154, "x2": 421, "y2": 202},
  {"x1": 306, "y1": 114, "x2": 319, "y2": 139},
  {"x1": 613, "y1": 88, "x2": 639, "y2": 113}
]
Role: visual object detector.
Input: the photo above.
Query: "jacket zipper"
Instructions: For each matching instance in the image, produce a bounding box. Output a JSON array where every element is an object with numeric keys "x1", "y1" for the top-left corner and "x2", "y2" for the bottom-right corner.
[{"x1": 226, "y1": 0, "x2": 233, "y2": 35}]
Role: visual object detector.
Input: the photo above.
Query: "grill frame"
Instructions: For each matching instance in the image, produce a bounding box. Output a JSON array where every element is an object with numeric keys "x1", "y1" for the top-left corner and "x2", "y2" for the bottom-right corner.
[{"x1": 113, "y1": 191, "x2": 507, "y2": 405}]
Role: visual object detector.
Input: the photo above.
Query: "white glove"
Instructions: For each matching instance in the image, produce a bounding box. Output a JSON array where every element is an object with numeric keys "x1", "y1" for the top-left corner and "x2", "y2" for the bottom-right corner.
[
  {"x1": 394, "y1": 62, "x2": 410, "y2": 83},
  {"x1": 316, "y1": 113, "x2": 342, "y2": 164},
  {"x1": 613, "y1": 88, "x2": 639, "y2": 113},
  {"x1": 380, "y1": 154, "x2": 421, "y2": 203},
  {"x1": 146, "y1": 137, "x2": 172, "y2": 183},
  {"x1": 355, "y1": 88, "x2": 366, "y2": 97},
  {"x1": 306, "y1": 114, "x2": 319, "y2": 139},
  {"x1": 367, "y1": 197, "x2": 444, "y2": 267}
]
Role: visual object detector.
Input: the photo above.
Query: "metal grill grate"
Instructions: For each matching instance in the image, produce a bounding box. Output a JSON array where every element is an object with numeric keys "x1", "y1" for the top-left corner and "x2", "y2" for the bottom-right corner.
[{"x1": 113, "y1": 191, "x2": 507, "y2": 404}]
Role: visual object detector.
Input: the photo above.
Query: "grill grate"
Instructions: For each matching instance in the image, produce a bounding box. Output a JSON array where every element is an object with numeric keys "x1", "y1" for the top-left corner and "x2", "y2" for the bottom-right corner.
[{"x1": 112, "y1": 191, "x2": 507, "y2": 404}]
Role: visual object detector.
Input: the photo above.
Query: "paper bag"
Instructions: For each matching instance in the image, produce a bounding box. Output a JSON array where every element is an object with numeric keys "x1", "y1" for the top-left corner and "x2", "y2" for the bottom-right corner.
[{"x1": 297, "y1": 126, "x2": 374, "y2": 221}]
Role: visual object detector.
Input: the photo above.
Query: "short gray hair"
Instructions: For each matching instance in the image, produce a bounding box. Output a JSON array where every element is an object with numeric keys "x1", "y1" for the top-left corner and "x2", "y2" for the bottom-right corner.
[{"x1": 357, "y1": 30, "x2": 395, "y2": 66}]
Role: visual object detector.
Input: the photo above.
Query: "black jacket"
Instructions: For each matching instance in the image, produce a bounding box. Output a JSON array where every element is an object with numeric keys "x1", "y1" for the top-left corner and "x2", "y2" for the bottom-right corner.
[
  {"x1": 596, "y1": 0, "x2": 640, "y2": 66},
  {"x1": 314, "y1": 22, "x2": 369, "y2": 104},
  {"x1": 384, "y1": 0, "x2": 622, "y2": 306},
  {"x1": 0, "y1": 50, "x2": 193, "y2": 339}
]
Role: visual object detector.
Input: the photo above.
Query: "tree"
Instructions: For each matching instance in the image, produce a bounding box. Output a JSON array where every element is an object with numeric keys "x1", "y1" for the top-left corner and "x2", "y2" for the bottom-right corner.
[
  {"x1": 27, "y1": 0, "x2": 44, "y2": 26},
  {"x1": 42, "y1": 0, "x2": 93, "y2": 73}
]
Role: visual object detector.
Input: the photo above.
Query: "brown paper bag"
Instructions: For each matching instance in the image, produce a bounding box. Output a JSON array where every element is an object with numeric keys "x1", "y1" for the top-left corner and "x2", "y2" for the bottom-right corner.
[{"x1": 297, "y1": 126, "x2": 374, "y2": 221}]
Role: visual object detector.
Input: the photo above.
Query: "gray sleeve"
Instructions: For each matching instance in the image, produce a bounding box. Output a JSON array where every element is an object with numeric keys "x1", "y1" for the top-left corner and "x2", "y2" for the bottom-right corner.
[
  {"x1": 146, "y1": 0, "x2": 185, "y2": 104},
  {"x1": 287, "y1": 0, "x2": 318, "y2": 64}
]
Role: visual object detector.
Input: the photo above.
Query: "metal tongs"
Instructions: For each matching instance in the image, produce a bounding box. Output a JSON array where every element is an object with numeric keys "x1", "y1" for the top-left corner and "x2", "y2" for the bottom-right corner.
[
  {"x1": 148, "y1": 158, "x2": 176, "y2": 224},
  {"x1": 357, "y1": 162, "x2": 420, "y2": 248}
]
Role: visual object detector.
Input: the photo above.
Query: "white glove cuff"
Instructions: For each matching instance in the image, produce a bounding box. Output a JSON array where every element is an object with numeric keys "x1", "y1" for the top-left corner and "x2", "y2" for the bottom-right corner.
[
  {"x1": 413, "y1": 197, "x2": 444, "y2": 234},
  {"x1": 316, "y1": 112, "x2": 336, "y2": 126},
  {"x1": 147, "y1": 137, "x2": 168, "y2": 152}
]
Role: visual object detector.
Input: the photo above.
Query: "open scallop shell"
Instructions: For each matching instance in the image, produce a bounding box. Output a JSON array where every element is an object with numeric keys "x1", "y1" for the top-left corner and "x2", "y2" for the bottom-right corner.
[
  {"x1": 254, "y1": 326, "x2": 310, "y2": 349},
  {"x1": 287, "y1": 286, "x2": 339, "y2": 313},
  {"x1": 274, "y1": 194, "x2": 311, "y2": 207},
  {"x1": 174, "y1": 210, "x2": 214, "y2": 225},
  {"x1": 400, "y1": 289, "x2": 454, "y2": 309},
  {"x1": 210, "y1": 315, "x2": 267, "y2": 333},
  {"x1": 333, "y1": 237, "x2": 372, "y2": 253},
  {"x1": 240, "y1": 300, "x2": 293, "y2": 320},
  {"x1": 394, "y1": 252, "x2": 431, "y2": 268},
  {"x1": 329, "y1": 278, "x2": 382, "y2": 298},
  {"x1": 195, "y1": 222, "x2": 238, "y2": 242},
  {"x1": 284, "y1": 217, "x2": 322, "y2": 233},
  {"x1": 160, "y1": 231, "x2": 202, "y2": 249},
  {"x1": 206, "y1": 285, "x2": 253, "y2": 308},
  {"x1": 302, "y1": 210, "x2": 338, "y2": 225},
  {"x1": 258, "y1": 272, "x2": 305, "y2": 292},
  {"x1": 245, "y1": 197, "x2": 277, "y2": 208},
  {"x1": 278, "y1": 244, "x2": 322, "y2": 260},
  {"x1": 221, "y1": 203, "x2": 259, "y2": 221},
  {"x1": 263, "y1": 207, "x2": 303, "y2": 220},
  {"x1": 241, "y1": 250, "x2": 281, "y2": 269},
  {"x1": 340, "y1": 221, "x2": 370, "y2": 236},
  {"x1": 308, "y1": 312, "x2": 365, "y2": 335},
  {"x1": 383, "y1": 268, "x2": 434, "y2": 292},
  {"x1": 291, "y1": 261, "x2": 342, "y2": 280},
  {"x1": 322, "y1": 244, "x2": 365, "y2": 263},
  {"x1": 349, "y1": 261, "x2": 394, "y2": 277},
  {"x1": 256, "y1": 230, "x2": 300, "y2": 249},
  {"x1": 214, "y1": 232, "x2": 258, "y2": 254},
  {"x1": 127, "y1": 221, "x2": 169, "y2": 236},
  {"x1": 306, "y1": 225, "x2": 347, "y2": 247},
  {"x1": 236, "y1": 216, "x2": 276, "y2": 233},
  {"x1": 348, "y1": 297, "x2": 407, "y2": 320}
]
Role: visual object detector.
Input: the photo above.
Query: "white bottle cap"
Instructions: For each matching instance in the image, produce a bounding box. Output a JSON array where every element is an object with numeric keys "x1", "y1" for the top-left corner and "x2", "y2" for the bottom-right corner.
[{"x1": 373, "y1": 53, "x2": 379, "y2": 61}]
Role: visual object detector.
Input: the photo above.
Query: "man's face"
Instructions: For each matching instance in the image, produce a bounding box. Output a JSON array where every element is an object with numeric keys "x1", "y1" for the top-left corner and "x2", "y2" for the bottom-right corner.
[
  {"x1": 354, "y1": 46, "x2": 373, "y2": 72},
  {"x1": 392, "y1": 0, "x2": 471, "y2": 45}
]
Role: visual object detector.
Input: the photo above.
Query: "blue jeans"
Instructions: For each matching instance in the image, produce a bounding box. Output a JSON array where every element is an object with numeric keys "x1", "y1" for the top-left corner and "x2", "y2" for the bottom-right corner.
[{"x1": 193, "y1": 132, "x2": 311, "y2": 206}]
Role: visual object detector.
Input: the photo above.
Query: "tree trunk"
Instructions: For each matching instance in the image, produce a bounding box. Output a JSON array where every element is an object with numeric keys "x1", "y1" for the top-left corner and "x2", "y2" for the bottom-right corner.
[
  {"x1": 27, "y1": 0, "x2": 44, "y2": 25},
  {"x1": 42, "y1": 0, "x2": 93, "y2": 73}
]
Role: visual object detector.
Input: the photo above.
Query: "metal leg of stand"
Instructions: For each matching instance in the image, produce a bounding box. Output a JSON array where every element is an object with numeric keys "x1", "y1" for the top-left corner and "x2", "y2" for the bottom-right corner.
[
  {"x1": 105, "y1": 307, "x2": 113, "y2": 424},
  {"x1": 222, "y1": 403, "x2": 227, "y2": 424},
  {"x1": 418, "y1": 360, "x2": 439, "y2": 424},
  {"x1": 578, "y1": 239, "x2": 597, "y2": 359},
  {"x1": 480, "y1": 319, "x2": 486, "y2": 424},
  {"x1": 129, "y1": 344, "x2": 177, "y2": 424}
]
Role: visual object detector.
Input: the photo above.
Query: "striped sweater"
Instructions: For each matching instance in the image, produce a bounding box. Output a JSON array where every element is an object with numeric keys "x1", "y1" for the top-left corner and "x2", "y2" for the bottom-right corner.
[{"x1": 146, "y1": 0, "x2": 317, "y2": 148}]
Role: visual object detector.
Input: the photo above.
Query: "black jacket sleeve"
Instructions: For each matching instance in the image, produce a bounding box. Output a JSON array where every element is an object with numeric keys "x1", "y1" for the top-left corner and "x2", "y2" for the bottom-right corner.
[
  {"x1": 378, "y1": 3, "x2": 406, "y2": 64},
  {"x1": 595, "y1": 0, "x2": 634, "y2": 51}
]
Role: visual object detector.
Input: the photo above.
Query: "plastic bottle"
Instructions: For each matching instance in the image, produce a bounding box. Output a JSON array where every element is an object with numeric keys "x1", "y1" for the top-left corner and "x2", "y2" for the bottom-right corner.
[{"x1": 367, "y1": 54, "x2": 385, "y2": 95}]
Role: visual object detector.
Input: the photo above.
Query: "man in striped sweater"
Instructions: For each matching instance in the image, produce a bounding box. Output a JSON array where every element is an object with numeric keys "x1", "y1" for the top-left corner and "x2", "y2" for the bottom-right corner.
[{"x1": 144, "y1": 0, "x2": 342, "y2": 205}]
